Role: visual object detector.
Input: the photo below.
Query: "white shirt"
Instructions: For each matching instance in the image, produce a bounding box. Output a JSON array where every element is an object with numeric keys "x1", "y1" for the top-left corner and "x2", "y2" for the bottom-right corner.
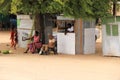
[{"x1": 67, "y1": 26, "x2": 74, "y2": 32}]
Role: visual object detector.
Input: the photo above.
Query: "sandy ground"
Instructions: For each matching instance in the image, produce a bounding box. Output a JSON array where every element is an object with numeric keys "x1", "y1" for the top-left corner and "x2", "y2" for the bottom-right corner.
[{"x1": 0, "y1": 31, "x2": 120, "y2": 80}]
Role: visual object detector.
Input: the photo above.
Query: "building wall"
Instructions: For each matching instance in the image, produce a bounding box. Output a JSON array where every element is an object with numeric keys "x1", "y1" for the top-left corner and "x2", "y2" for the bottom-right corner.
[{"x1": 102, "y1": 23, "x2": 120, "y2": 56}]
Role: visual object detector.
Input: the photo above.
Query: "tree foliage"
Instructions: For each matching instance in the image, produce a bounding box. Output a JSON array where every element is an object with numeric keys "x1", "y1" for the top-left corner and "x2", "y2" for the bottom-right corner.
[
  {"x1": 63, "y1": 0, "x2": 112, "y2": 19},
  {"x1": 10, "y1": 0, "x2": 64, "y2": 15},
  {"x1": 63, "y1": 0, "x2": 93, "y2": 18},
  {"x1": 0, "y1": 0, "x2": 11, "y2": 14},
  {"x1": 91, "y1": 0, "x2": 112, "y2": 18},
  {"x1": 0, "y1": 0, "x2": 116, "y2": 18}
]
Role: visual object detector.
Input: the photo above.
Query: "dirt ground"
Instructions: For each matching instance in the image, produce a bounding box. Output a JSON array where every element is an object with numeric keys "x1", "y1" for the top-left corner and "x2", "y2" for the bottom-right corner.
[{"x1": 0, "y1": 31, "x2": 120, "y2": 80}]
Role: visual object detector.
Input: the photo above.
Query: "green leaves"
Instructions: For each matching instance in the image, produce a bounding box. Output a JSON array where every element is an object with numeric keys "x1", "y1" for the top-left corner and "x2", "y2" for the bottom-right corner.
[
  {"x1": 0, "y1": 0, "x2": 11, "y2": 14},
  {"x1": 11, "y1": 0, "x2": 22, "y2": 14},
  {"x1": 63, "y1": 0, "x2": 93, "y2": 18},
  {"x1": 91, "y1": 0, "x2": 112, "y2": 18},
  {"x1": 0, "y1": 0, "x2": 4, "y2": 4},
  {"x1": 0, "y1": 0, "x2": 114, "y2": 19},
  {"x1": 63, "y1": 0, "x2": 112, "y2": 19},
  {"x1": 40, "y1": 0, "x2": 64, "y2": 13}
]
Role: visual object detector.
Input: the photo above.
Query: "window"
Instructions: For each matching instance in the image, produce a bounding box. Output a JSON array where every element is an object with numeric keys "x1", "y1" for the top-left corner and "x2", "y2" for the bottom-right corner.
[{"x1": 106, "y1": 24, "x2": 119, "y2": 36}]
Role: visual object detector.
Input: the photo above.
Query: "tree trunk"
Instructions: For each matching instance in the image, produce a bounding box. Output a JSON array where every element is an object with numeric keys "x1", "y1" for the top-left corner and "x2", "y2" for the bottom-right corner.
[
  {"x1": 113, "y1": 1, "x2": 116, "y2": 16},
  {"x1": 74, "y1": 19, "x2": 83, "y2": 54},
  {"x1": 34, "y1": 14, "x2": 41, "y2": 32},
  {"x1": 34, "y1": 13, "x2": 45, "y2": 43}
]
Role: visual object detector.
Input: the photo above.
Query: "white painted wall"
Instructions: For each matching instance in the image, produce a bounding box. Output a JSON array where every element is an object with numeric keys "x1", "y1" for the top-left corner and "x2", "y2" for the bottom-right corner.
[
  {"x1": 57, "y1": 29, "x2": 95, "y2": 55},
  {"x1": 57, "y1": 33, "x2": 75, "y2": 55},
  {"x1": 17, "y1": 29, "x2": 32, "y2": 48},
  {"x1": 102, "y1": 23, "x2": 120, "y2": 56},
  {"x1": 17, "y1": 15, "x2": 33, "y2": 48},
  {"x1": 84, "y1": 28, "x2": 96, "y2": 54}
]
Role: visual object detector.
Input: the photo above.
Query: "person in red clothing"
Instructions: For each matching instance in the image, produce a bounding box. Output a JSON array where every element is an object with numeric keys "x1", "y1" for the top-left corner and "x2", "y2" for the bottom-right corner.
[
  {"x1": 14, "y1": 28, "x2": 18, "y2": 49},
  {"x1": 10, "y1": 26, "x2": 15, "y2": 48}
]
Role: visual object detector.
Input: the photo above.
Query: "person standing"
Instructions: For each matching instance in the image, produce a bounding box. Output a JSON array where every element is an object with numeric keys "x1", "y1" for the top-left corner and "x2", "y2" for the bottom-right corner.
[
  {"x1": 10, "y1": 26, "x2": 15, "y2": 48},
  {"x1": 14, "y1": 28, "x2": 18, "y2": 49}
]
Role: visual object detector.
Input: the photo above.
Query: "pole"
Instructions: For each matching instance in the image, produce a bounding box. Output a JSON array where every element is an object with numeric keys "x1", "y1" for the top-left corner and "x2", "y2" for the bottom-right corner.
[{"x1": 113, "y1": 0, "x2": 117, "y2": 23}]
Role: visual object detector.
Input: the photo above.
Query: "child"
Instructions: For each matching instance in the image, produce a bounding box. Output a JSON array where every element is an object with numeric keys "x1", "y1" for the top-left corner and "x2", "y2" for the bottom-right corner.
[
  {"x1": 14, "y1": 28, "x2": 18, "y2": 49},
  {"x1": 39, "y1": 35, "x2": 56, "y2": 55},
  {"x1": 10, "y1": 26, "x2": 15, "y2": 48}
]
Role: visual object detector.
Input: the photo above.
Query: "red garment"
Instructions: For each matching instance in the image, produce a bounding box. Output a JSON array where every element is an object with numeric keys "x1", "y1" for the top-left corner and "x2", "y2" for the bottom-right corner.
[
  {"x1": 10, "y1": 31, "x2": 15, "y2": 40},
  {"x1": 14, "y1": 31, "x2": 18, "y2": 43},
  {"x1": 33, "y1": 35, "x2": 40, "y2": 43},
  {"x1": 28, "y1": 42, "x2": 42, "y2": 53},
  {"x1": 10, "y1": 31, "x2": 15, "y2": 47},
  {"x1": 27, "y1": 35, "x2": 42, "y2": 53}
]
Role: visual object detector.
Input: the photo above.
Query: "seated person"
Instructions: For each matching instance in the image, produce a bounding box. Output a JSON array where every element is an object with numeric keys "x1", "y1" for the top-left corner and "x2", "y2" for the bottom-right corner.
[
  {"x1": 39, "y1": 34, "x2": 56, "y2": 55},
  {"x1": 67, "y1": 23, "x2": 74, "y2": 32},
  {"x1": 24, "y1": 31, "x2": 42, "y2": 53}
]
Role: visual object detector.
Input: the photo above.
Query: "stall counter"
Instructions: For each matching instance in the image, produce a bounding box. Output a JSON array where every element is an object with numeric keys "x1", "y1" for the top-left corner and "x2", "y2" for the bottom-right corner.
[{"x1": 57, "y1": 33, "x2": 75, "y2": 55}]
